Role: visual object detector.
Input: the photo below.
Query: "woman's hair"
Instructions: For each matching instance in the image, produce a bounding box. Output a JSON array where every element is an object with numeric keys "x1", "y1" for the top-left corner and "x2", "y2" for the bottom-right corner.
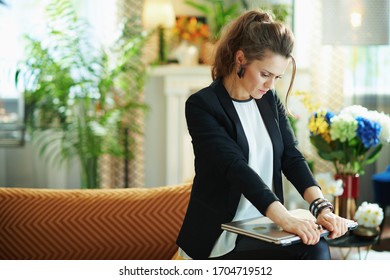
[{"x1": 212, "y1": 10, "x2": 296, "y2": 112}]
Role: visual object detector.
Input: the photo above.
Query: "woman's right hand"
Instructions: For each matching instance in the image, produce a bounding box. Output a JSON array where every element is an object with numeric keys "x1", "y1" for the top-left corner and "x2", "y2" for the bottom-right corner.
[
  {"x1": 266, "y1": 201, "x2": 322, "y2": 245},
  {"x1": 281, "y1": 215, "x2": 322, "y2": 245}
]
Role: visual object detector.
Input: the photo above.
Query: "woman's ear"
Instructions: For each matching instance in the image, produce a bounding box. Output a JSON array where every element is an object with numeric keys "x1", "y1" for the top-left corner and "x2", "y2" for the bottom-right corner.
[
  {"x1": 235, "y1": 50, "x2": 246, "y2": 64},
  {"x1": 235, "y1": 50, "x2": 247, "y2": 79}
]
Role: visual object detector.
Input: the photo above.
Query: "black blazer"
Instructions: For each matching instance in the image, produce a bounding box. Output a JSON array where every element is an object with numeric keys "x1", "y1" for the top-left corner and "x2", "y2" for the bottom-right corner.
[{"x1": 176, "y1": 78, "x2": 317, "y2": 259}]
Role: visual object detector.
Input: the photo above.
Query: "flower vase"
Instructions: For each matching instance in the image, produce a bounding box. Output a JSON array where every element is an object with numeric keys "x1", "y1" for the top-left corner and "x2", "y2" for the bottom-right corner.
[
  {"x1": 334, "y1": 174, "x2": 360, "y2": 220},
  {"x1": 175, "y1": 41, "x2": 199, "y2": 66},
  {"x1": 353, "y1": 225, "x2": 380, "y2": 239}
]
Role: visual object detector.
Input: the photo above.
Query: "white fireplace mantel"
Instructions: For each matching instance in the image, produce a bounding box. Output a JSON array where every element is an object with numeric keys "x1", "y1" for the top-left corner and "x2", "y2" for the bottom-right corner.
[{"x1": 144, "y1": 64, "x2": 212, "y2": 187}]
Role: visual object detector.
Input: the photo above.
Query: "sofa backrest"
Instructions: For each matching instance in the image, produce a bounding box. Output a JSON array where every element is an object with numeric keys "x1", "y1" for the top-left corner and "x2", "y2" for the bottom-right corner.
[{"x1": 0, "y1": 183, "x2": 191, "y2": 260}]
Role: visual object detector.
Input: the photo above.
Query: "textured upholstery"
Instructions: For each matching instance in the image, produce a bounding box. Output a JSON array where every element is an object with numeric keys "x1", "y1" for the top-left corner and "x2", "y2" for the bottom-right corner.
[{"x1": 0, "y1": 183, "x2": 191, "y2": 260}]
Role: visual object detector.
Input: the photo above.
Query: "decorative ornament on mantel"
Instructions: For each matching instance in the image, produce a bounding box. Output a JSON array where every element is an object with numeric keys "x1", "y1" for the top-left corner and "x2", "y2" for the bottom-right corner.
[{"x1": 175, "y1": 40, "x2": 199, "y2": 66}]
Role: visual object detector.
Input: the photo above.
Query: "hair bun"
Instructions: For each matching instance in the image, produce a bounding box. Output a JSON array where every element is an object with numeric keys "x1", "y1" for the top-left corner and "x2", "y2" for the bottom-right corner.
[{"x1": 255, "y1": 12, "x2": 273, "y2": 23}]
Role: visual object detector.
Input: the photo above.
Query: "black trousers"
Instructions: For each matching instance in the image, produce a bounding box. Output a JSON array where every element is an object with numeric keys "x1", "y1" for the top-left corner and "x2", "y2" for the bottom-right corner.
[{"x1": 210, "y1": 235, "x2": 331, "y2": 260}]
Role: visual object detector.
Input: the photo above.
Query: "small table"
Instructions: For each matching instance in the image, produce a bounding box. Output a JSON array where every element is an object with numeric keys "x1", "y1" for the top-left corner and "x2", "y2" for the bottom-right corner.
[{"x1": 326, "y1": 233, "x2": 379, "y2": 260}]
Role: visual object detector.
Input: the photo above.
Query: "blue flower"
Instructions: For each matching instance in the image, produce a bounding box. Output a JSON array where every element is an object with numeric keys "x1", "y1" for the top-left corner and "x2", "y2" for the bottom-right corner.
[
  {"x1": 314, "y1": 111, "x2": 334, "y2": 123},
  {"x1": 356, "y1": 116, "x2": 381, "y2": 148},
  {"x1": 324, "y1": 111, "x2": 335, "y2": 123}
]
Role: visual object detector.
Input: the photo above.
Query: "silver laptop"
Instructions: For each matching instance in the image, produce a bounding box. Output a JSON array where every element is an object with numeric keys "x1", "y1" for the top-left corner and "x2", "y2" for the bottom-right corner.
[{"x1": 221, "y1": 209, "x2": 358, "y2": 246}]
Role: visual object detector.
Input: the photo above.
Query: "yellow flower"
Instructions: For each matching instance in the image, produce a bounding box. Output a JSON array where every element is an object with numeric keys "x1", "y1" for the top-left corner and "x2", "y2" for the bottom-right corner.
[
  {"x1": 294, "y1": 90, "x2": 321, "y2": 112},
  {"x1": 309, "y1": 111, "x2": 331, "y2": 143}
]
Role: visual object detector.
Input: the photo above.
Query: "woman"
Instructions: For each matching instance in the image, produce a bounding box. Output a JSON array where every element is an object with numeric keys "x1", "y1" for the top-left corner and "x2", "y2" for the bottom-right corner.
[{"x1": 176, "y1": 10, "x2": 348, "y2": 260}]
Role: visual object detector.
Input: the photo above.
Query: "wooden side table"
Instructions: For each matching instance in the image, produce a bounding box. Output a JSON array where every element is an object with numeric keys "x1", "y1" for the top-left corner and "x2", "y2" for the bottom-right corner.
[{"x1": 326, "y1": 233, "x2": 379, "y2": 260}]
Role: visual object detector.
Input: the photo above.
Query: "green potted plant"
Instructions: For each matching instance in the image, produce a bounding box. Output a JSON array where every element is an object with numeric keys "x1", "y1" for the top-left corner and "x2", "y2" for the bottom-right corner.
[{"x1": 16, "y1": 0, "x2": 150, "y2": 188}]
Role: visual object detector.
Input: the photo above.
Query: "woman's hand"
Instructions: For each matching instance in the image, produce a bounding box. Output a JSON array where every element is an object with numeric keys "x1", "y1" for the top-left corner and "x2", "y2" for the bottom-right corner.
[
  {"x1": 303, "y1": 187, "x2": 349, "y2": 239},
  {"x1": 266, "y1": 201, "x2": 323, "y2": 245},
  {"x1": 316, "y1": 208, "x2": 349, "y2": 239},
  {"x1": 281, "y1": 215, "x2": 323, "y2": 245}
]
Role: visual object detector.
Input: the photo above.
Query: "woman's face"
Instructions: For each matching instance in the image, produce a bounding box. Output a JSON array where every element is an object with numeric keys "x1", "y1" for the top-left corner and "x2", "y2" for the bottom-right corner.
[{"x1": 239, "y1": 51, "x2": 290, "y2": 100}]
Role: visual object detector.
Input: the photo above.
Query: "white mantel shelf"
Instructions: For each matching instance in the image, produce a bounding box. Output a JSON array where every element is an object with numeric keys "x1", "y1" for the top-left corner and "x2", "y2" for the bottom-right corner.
[{"x1": 144, "y1": 64, "x2": 212, "y2": 187}]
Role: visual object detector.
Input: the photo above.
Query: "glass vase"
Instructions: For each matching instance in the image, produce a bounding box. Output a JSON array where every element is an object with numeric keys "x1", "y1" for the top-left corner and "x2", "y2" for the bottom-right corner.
[{"x1": 334, "y1": 173, "x2": 360, "y2": 219}]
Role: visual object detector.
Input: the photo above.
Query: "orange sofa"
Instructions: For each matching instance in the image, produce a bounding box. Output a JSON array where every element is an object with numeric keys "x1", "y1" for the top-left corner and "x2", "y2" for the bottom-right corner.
[{"x1": 0, "y1": 183, "x2": 191, "y2": 260}]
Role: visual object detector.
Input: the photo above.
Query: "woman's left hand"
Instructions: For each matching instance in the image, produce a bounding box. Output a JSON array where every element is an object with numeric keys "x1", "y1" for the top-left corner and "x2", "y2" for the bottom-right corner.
[{"x1": 316, "y1": 209, "x2": 349, "y2": 239}]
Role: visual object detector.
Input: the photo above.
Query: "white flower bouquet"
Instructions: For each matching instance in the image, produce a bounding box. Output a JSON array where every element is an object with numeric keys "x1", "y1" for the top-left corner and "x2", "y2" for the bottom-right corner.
[{"x1": 354, "y1": 201, "x2": 384, "y2": 228}]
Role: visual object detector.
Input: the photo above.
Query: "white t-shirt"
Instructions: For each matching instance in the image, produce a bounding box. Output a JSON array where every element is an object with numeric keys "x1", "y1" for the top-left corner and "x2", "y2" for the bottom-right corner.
[{"x1": 179, "y1": 98, "x2": 274, "y2": 259}]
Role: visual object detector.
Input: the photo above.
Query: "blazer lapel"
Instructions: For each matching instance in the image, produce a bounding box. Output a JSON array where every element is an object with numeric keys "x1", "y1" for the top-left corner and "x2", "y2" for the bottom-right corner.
[
  {"x1": 256, "y1": 94, "x2": 283, "y2": 151},
  {"x1": 212, "y1": 79, "x2": 249, "y2": 160},
  {"x1": 256, "y1": 94, "x2": 284, "y2": 201}
]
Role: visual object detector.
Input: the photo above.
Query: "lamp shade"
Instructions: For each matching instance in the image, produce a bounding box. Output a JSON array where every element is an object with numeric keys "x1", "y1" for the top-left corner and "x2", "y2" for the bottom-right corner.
[
  {"x1": 322, "y1": 0, "x2": 389, "y2": 45},
  {"x1": 143, "y1": 0, "x2": 175, "y2": 29}
]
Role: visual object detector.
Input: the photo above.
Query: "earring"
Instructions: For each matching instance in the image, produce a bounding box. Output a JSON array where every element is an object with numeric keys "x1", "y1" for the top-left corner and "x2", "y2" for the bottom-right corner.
[{"x1": 237, "y1": 65, "x2": 245, "y2": 78}]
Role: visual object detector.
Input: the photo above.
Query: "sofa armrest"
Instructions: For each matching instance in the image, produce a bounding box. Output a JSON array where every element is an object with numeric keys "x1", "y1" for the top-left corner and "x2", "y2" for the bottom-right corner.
[{"x1": 0, "y1": 183, "x2": 191, "y2": 260}]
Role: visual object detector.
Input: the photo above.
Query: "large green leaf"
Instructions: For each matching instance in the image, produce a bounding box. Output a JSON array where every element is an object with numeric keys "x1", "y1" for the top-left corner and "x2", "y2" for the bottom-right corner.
[
  {"x1": 310, "y1": 135, "x2": 333, "y2": 153},
  {"x1": 365, "y1": 143, "x2": 383, "y2": 165}
]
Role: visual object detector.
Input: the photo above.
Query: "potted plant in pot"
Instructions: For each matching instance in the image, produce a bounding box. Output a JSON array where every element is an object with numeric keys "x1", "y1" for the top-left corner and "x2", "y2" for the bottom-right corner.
[{"x1": 15, "y1": 0, "x2": 150, "y2": 188}]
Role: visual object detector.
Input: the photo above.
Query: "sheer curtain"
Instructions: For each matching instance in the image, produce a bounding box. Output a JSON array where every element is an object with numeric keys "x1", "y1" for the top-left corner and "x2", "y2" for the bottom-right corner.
[
  {"x1": 290, "y1": 0, "x2": 389, "y2": 205},
  {"x1": 292, "y1": 0, "x2": 347, "y2": 173},
  {"x1": 284, "y1": 0, "x2": 347, "y2": 208}
]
